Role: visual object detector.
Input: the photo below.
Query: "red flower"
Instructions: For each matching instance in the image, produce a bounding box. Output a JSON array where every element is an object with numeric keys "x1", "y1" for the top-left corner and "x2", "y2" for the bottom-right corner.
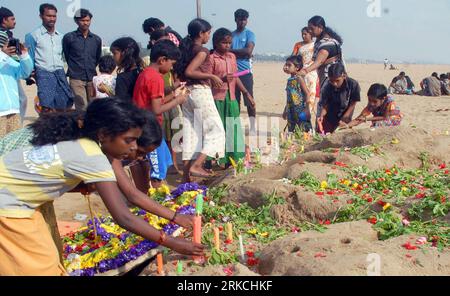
[
  {"x1": 439, "y1": 163, "x2": 447, "y2": 169},
  {"x1": 402, "y1": 242, "x2": 418, "y2": 250},
  {"x1": 246, "y1": 251, "x2": 255, "y2": 258},
  {"x1": 314, "y1": 252, "x2": 327, "y2": 258},
  {"x1": 400, "y1": 180, "x2": 407, "y2": 185},
  {"x1": 324, "y1": 220, "x2": 331, "y2": 225},
  {"x1": 315, "y1": 192, "x2": 324, "y2": 196},
  {"x1": 444, "y1": 170, "x2": 449, "y2": 175},
  {"x1": 327, "y1": 191, "x2": 334, "y2": 195},
  {"x1": 291, "y1": 227, "x2": 300, "y2": 233},
  {"x1": 405, "y1": 254, "x2": 412, "y2": 258},
  {"x1": 335, "y1": 161, "x2": 348, "y2": 168},
  {"x1": 246, "y1": 257, "x2": 259, "y2": 266},
  {"x1": 223, "y1": 267, "x2": 234, "y2": 276},
  {"x1": 224, "y1": 239, "x2": 232, "y2": 245},
  {"x1": 210, "y1": 218, "x2": 216, "y2": 223},
  {"x1": 382, "y1": 189, "x2": 391, "y2": 195},
  {"x1": 218, "y1": 226, "x2": 223, "y2": 231},
  {"x1": 346, "y1": 199, "x2": 353, "y2": 204},
  {"x1": 377, "y1": 200, "x2": 387, "y2": 206},
  {"x1": 368, "y1": 217, "x2": 377, "y2": 225},
  {"x1": 75, "y1": 245, "x2": 83, "y2": 252},
  {"x1": 441, "y1": 196, "x2": 447, "y2": 204},
  {"x1": 415, "y1": 193, "x2": 426, "y2": 199}
]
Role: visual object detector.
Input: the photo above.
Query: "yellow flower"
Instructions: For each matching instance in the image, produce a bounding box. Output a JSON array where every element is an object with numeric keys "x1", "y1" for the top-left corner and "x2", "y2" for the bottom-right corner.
[
  {"x1": 353, "y1": 183, "x2": 359, "y2": 189},
  {"x1": 401, "y1": 187, "x2": 408, "y2": 192},
  {"x1": 320, "y1": 181, "x2": 328, "y2": 189},
  {"x1": 259, "y1": 232, "x2": 269, "y2": 237},
  {"x1": 247, "y1": 229, "x2": 257, "y2": 235},
  {"x1": 383, "y1": 203, "x2": 391, "y2": 211},
  {"x1": 157, "y1": 185, "x2": 170, "y2": 196},
  {"x1": 148, "y1": 188, "x2": 157, "y2": 196},
  {"x1": 391, "y1": 138, "x2": 400, "y2": 144},
  {"x1": 229, "y1": 157, "x2": 237, "y2": 168}
]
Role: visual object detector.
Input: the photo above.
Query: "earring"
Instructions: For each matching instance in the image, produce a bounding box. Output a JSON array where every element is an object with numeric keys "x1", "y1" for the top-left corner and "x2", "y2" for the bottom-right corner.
[{"x1": 99, "y1": 141, "x2": 103, "y2": 148}]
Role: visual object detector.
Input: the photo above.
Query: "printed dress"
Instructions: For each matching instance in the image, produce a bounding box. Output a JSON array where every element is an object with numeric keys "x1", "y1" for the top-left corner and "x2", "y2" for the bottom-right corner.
[
  {"x1": 285, "y1": 76, "x2": 311, "y2": 132},
  {"x1": 363, "y1": 96, "x2": 403, "y2": 127}
]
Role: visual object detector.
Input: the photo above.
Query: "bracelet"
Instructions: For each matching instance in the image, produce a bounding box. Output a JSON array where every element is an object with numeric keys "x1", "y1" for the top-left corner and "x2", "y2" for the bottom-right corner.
[
  {"x1": 170, "y1": 211, "x2": 178, "y2": 222},
  {"x1": 157, "y1": 230, "x2": 167, "y2": 245}
]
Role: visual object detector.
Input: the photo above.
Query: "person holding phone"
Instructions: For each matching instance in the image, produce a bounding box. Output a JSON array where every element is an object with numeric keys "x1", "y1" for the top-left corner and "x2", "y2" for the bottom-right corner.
[
  {"x1": 0, "y1": 6, "x2": 29, "y2": 122},
  {"x1": 0, "y1": 31, "x2": 33, "y2": 137}
]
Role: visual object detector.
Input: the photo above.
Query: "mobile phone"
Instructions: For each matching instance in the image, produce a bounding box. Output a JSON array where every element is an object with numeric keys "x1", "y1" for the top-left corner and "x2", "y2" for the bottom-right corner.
[{"x1": 7, "y1": 38, "x2": 22, "y2": 55}]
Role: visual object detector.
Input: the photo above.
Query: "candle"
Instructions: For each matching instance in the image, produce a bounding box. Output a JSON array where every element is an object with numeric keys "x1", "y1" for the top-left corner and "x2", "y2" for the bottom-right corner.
[
  {"x1": 195, "y1": 194, "x2": 204, "y2": 216},
  {"x1": 238, "y1": 235, "x2": 245, "y2": 261},
  {"x1": 213, "y1": 227, "x2": 220, "y2": 250},
  {"x1": 226, "y1": 223, "x2": 233, "y2": 242},
  {"x1": 193, "y1": 216, "x2": 203, "y2": 263},
  {"x1": 156, "y1": 253, "x2": 164, "y2": 275},
  {"x1": 176, "y1": 261, "x2": 183, "y2": 275}
]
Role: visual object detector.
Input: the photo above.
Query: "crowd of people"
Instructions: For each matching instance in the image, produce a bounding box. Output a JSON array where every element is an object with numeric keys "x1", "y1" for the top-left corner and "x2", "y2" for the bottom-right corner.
[{"x1": 0, "y1": 2, "x2": 446, "y2": 276}]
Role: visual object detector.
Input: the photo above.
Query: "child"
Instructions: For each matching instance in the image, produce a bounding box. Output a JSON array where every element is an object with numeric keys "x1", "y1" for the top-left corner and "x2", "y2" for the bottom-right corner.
[
  {"x1": 110, "y1": 37, "x2": 144, "y2": 103},
  {"x1": 133, "y1": 40, "x2": 189, "y2": 188},
  {"x1": 0, "y1": 99, "x2": 204, "y2": 275},
  {"x1": 210, "y1": 28, "x2": 255, "y2": 167},
  {"x1": 175, "y1": 18, "x2": 226, "y2": 182},
  {"x1": 92, "y1": 55, "x2": 116, "y2": 98},
  {"x1": 317, "y1": 63, "x2": 361, "y2": 134},
  {"x1": 282, "y1": 55, "x2": 312, "y2": 133},
  {"x1": 346, "y1": 83, "x2": 403, "y2": 129}
]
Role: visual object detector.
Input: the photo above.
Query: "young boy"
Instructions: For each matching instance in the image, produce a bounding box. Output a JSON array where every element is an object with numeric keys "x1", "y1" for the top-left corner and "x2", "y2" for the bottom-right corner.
[
  {"x1": 132, "y1": 39, "x2": 188, "y2": 189},
  {"x1": 0, "y1": 31, "x2": 33, "y2": 137}
]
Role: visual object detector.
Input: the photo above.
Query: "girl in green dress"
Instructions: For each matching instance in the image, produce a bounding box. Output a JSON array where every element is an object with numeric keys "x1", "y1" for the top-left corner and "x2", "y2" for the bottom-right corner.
[{"x1": 209, "y1": 28, "x2": 255, "y2": 167}]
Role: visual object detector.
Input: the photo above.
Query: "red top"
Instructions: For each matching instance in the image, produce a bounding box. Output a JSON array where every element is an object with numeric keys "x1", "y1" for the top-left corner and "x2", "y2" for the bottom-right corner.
[
  {"x1": 209, "y1": 51, "x2": 238, "y2": 100},
  {"x1": 133, "y1": 67, "x2": 165, "y2": 125}
]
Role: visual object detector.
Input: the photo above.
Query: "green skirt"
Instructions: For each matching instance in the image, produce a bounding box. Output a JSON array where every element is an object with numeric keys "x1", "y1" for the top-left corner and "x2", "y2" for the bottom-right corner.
[{"x1": 214, "y1": 92, "x2": 245, "y2": 166}]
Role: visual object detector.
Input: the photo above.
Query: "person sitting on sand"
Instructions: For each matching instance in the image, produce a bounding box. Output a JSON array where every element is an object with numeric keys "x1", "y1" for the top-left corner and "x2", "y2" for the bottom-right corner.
[
  {"x1": 389, "y1": 64, "x2": 397, "y2": 70},
  {"x1": 317, "y1": 63, "x2": 361, "y2": 134},
  {"x1": 345, "y1": 83, "x2": 403, "y2": 129},
  {"x1": 420, "y1": 72, "x2": 441, "y2": 97},
  {"x1": 389, "y1": 72, "x2": 414, "y2": 95},
  {"x1": 439, "y1": 73, "x2": 450, "y2": 96}
]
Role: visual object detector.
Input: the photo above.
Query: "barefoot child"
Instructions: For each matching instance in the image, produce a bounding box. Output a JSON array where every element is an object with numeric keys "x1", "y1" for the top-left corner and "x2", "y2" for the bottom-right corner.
[
  {"x1": 133, "y1": 40, "x2": 189, "y2": 188},
  {"x1": 210, "y1": 28, "x2": 255, "y2": 167},
  {"x1": 346, "y1": 83, "x2": 403, "y2": 129},
  {"x1": 282, "y1": 55, "x2": 312, "y2": 132},
  {"x1": 175, "y1": 18, "x2": 226, "y2": 182}
]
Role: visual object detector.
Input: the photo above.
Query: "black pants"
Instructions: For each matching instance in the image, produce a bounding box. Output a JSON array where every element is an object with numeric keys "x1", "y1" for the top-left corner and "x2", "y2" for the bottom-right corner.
[{"x1": 235, "y1": 73, "x2": 256, "y2": 117}]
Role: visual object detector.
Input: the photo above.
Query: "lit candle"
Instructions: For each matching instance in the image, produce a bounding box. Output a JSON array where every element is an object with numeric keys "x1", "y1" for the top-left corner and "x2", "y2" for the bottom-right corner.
[
  {"x1": 213, "y1": 227, "x2": 220, "y2": 250},
  {"x1": 226, "y1": 223, "x2": 233, "y2": 242},
  {"x1": 238, "y1": 235, "x2": 245, "y2": 261},
  {"x1": 193, "y1": 216, "x2": 203, "y2": 263},
  {"x1": 195, "y1": 194, "x2": 204, "y2": 216},
  {"x1": 176, "y1": 260, "x2": 183, "y2": 275},
  {"x1": 156, "y1": 253, "x2": 164, "y2": 275}
]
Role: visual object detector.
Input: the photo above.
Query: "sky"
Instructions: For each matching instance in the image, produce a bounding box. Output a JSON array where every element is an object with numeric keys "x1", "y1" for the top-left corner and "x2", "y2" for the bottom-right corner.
[{"x1": 2, "y1": 0, "x2": 450, "y2": 64}]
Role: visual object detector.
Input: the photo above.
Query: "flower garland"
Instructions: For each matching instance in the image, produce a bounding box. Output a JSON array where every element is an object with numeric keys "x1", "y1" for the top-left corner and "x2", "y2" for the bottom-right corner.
[{"x1": 63, "y1": 183, "x2": 205, "y2": 276}]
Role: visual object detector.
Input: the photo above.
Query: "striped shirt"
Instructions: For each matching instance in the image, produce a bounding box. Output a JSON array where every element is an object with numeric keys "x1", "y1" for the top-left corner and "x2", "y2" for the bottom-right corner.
[{"x1": 0, "y1": 138, "x2": 116, "y2": 218}]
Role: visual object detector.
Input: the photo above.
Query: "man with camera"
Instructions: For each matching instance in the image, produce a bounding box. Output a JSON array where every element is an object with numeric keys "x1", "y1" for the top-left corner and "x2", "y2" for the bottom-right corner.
[
  {"x1": 0, "y1": 6, "x2": 30, "y2": 122},
  {"x1": 0, "y1": 31, "x2": 33, "y2": 137}
]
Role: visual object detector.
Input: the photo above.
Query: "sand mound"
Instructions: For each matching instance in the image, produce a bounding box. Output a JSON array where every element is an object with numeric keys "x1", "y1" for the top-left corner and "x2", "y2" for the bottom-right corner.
[
  {"x1": 214, "y1": 127, "x2": 449, "y2": 225},
  {"x1": 258, "y1": 221, "x2": 450, "y2": 276}
]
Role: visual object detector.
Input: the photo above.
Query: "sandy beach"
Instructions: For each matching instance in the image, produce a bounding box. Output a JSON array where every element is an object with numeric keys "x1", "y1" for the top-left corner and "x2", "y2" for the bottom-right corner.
[{"x1": 19, "y1": 62, "x2": 449, "y2": 223}]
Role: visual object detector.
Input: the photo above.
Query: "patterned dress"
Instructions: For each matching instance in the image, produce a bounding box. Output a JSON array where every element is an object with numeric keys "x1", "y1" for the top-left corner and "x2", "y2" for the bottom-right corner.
[
  {"x1": 285, "y1": 77, "x2": 312, "y2": 132},
  {"x1": 362, "y1": 96, "x2": 403, "y2": 127}
]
